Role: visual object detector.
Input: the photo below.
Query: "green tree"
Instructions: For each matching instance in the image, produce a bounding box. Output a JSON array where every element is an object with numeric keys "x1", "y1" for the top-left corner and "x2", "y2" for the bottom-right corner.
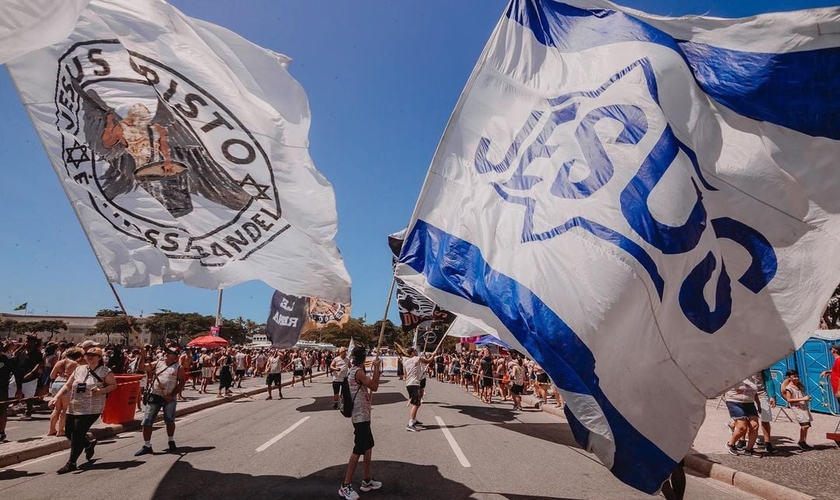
[
  {"x1": 0, "y1": 319, "x2": 17, "y2": 339},
  {"x1": 144, "y1": 310, "x2": 183, "y2": 346},
  {"x1": 12, "y1": 320, "x2": 68, "y2": 341},
  {"x1": 90, "y1": 315, "x2": 136, "y2": 345},
  {"x1": 219, "y1": 317, "x2": 248, "y2": 345},
  {"x1": 95, "y1": 308, "x2": 122, "y2": 317}
]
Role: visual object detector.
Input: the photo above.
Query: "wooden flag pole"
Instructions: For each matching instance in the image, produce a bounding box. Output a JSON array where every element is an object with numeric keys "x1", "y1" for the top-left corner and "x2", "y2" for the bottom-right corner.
[{"x1": 375, "y1": 276, "x2": 397, "y2": 352}]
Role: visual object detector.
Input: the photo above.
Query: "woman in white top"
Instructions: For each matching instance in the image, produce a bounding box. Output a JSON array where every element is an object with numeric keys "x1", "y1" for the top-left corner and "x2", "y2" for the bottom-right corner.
[{"x1": 49, "y1": 347, "x2": 117, "y2": 474}]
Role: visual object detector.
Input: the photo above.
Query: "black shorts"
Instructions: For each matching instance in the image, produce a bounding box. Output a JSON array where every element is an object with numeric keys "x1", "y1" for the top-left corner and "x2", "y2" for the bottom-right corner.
[
  {"x1": 420, "y1": 378, "x2": 426, "y2": 389},
  {"x1": 305, "y1": 367, "x2": 313, "y2": 375},
  {"x1": 407, "y1": 385, "x2": 422, "y2": 406},
  {"x1": 332, "y1": 381, "x2": 343, "y2": 395},
  {"x1": 235, "y1": 369, "x2": 246, "y2": 378},
  {"x1": 266, "y1": 373, "x2": 282, "y2": 386},
  {"x1": 436, "y1": 364, "x2": 445, "y2": 374},
  {"x1": 353, "y1": 421, "x2": 374, "y2": 455},
  {"x1": 511, "y1": 383, "x2": 524, "y2": 395},
  {"x1": 536, "y1": 373, "x2": 549, "y2": 384},
  {"x1": 481, "y1": 376, "x2": 493, "y2": 388},
  {"x1": 293, "y1": 369, "x2": 304, "y2": 377}
]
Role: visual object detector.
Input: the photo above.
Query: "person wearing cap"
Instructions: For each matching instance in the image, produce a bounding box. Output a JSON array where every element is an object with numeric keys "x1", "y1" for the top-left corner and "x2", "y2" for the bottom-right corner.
[
  {"x1": 50, "y1": 347, "x2": 117, "y2": 473},
  {"x1": 330, "y1": 347, "x2": 349, "y2": 410},
  {"x1": 135, "y1": 346, "x2": 186, "y2": 456},
  {"x1": 820, "y1": 344, "x2": 840, "y2": 407}
]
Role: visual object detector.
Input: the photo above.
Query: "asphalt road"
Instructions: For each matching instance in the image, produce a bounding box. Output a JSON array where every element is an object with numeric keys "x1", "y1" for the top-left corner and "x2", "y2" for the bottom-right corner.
[{"x1": 0, "y1": 376, "x2": 759, "y2": 500}]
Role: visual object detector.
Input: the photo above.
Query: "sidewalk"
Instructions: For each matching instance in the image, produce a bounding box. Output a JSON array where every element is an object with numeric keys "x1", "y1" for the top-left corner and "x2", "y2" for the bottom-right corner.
[
  {"x1": 522, "y1": 394, "x2": 840, "y2": 500},
  {"x1": 0, "y1": 371, "x2": 325, "y2": 468}
]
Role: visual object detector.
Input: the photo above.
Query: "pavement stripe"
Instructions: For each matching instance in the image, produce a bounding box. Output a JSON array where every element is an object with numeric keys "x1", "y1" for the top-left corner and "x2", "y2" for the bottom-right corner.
[
  {"x1": 255, "y1": 416, "x2": 310, "y2": 453},
  {"x1": 435, "y1": 415, "x2": 471, "y2": 468}
]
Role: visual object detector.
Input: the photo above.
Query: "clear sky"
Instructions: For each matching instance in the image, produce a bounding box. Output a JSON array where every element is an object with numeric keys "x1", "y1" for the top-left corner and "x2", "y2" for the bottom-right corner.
[{"x1": 0, "y1": 0, "x2": 834, "y2": 326}]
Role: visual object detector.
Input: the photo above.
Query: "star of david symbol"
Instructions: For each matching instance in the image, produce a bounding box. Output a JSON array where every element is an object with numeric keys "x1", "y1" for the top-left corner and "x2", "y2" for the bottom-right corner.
[
  {"x1": 238, "y1": 174, "x2": 271, "y2": 200},
  {"x1": 64, "y1": 140, "x2": 91, "y2": 169}
]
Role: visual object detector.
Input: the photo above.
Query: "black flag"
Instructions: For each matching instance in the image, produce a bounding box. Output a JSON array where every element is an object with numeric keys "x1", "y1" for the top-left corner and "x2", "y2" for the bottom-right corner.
[
  {"x1": 388, "y1": 229, "x2": 455, "y2": 331},
  {"x1": 265, "y1": 290, "x2": 309, "y2": 348}
]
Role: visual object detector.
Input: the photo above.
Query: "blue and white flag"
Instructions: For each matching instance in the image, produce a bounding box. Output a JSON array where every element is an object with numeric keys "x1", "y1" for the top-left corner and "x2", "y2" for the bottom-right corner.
[{"x1": 396, "y1": 0, "x2": 840, "y2": 493}]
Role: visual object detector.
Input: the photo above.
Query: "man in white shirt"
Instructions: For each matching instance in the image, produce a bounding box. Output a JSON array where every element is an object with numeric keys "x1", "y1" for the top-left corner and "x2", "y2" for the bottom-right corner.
[
  {"x1": 330, "y1": 347, "x2": 349, "y2": 410},
  {"x1": 403, "y1": 347, "x2": 434, "y2": 432}
]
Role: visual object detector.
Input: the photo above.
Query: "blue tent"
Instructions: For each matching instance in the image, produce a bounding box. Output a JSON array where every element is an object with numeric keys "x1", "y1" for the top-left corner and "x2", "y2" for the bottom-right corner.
[{"x1": 473, "y1": 335, "x2": 510, "y2": 349}]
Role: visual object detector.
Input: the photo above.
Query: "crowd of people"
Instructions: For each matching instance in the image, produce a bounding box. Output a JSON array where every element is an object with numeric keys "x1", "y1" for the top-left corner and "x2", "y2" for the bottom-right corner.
[
  {"x1": 0, "y1": 335, "x2": 345, "y2": 474},
  {"x1": 722, "y1": 342, "x2": 840, "y2": 457},
  {"x1": 5, "y1": 334, "x2": 837, "y2": 497}
]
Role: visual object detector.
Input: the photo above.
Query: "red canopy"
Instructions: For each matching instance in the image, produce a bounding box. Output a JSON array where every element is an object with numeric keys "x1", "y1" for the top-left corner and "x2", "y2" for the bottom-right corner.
[{"x1": 187, "y1": 335, "x2": 229, "y2": 348}]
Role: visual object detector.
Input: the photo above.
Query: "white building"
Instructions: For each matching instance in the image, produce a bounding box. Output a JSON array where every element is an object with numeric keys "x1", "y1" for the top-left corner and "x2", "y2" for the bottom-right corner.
[{"x1": 0, "y1": 312, "x2": 153, "y2": 345}]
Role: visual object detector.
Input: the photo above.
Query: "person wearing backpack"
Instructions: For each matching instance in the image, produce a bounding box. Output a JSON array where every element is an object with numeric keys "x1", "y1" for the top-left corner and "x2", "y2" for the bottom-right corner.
[{"x1": 338, "y1": 347, "x2": 382, "y2": 500}]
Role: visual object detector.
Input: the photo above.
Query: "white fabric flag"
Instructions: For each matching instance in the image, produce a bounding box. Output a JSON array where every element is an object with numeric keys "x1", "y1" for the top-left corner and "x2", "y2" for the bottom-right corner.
[
  {"x1": 6, "y1": 0, "x2": 351, "y2": 304},
  {"x1": 396, "y1": 0, "x2": 840, "y2": 493},
  {"x1": 0, "y1": 0, "x2": 90, "y2": 64}
]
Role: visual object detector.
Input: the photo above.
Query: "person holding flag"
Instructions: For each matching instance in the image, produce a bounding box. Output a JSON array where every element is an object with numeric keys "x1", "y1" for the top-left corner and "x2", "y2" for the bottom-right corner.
[
  {"x1": 403, "y1": 346, "x2": 434, "y2": 432},
  {"x1": 339, "y1": 346, "x2": 382, "y2": 500}
]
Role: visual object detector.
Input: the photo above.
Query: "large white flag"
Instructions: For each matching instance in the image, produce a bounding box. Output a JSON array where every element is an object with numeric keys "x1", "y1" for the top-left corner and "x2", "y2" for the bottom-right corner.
[
  {"x1": 0, "y1": 0, "x2": 90, "y2": 64},
  {"x1": 396, "y1": 0, "x2": 840, "y2": 493},
  {"x1": 6, "y1": 0, "x2": 351, "y2": 304}
]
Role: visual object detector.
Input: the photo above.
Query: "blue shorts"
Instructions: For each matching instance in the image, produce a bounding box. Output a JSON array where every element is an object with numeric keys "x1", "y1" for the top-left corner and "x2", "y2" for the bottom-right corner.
[
  {"x1": 141, "y1": 398, "x2": 177, "y2": 425},
  {"x1": 725, "y1": 401, "x2": 758, "y2": 420}
]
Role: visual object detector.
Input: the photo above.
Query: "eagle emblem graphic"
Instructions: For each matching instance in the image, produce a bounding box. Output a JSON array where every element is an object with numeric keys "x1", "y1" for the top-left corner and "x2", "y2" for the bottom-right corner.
[{"x1": 73, "y1": 78, "x2": 252, "y2": 218}]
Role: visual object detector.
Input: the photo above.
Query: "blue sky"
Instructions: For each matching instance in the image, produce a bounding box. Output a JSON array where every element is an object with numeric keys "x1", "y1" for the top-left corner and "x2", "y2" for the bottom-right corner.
[{"x1": 0, "y1": 0, "x2": 834, "y2": 325}]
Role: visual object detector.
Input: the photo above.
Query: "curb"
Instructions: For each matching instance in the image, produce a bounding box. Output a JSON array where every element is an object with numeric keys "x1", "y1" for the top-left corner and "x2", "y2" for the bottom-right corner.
[
  {"x1": 684, "y1": 454, "x2": 814, "y2": 500},
  {"x1": 520, "y1": 396, "x2": 815, "y2": 500},
  {"x1": 0, "y1": 372, "x2": 324, "y2": 469}
]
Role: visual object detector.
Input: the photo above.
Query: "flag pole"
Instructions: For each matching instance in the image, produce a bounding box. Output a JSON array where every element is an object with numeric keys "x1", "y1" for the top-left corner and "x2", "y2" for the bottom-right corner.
[
  {"x1": 107, "y1": 282, "x2": 142, "y2": 347},
  {"x1": 374, "y1": 276, "x2": 397, "y2": 352},
  {"x1": 215, "y1": 289, "x2": 224, "y2": 327}
]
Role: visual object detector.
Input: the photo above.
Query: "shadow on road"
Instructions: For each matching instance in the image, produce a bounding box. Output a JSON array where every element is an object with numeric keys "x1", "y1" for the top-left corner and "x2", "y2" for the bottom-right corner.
[
  {"x1": 151, "y1": 459, "x2": 562, "y2": 499},
  {"x1": 171, "y1": 446, "x2": 216, "y2": 456},
  {"x1": 371, "y1": 392, "x2": 406, "y2": 406},
  {"x1": 295, "y1": 396, "x2": 336, "y2": 413},
  {"x1": 441, "y1": 404, "x2": 517, "y2": 423},
  {"x1": 0, "y1": 469, "x2": 44, "y2": 480},
  {"x1": 75, "y1": 458, "x2": 144, "y2": 472},
  {"x1": 493, "y1": 422, "x2": 579, "y2": 448}
]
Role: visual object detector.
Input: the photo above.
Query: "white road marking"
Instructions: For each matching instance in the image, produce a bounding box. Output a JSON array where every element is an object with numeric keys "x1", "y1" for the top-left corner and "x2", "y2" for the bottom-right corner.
[
  {"x1": 255, "y1": 416, "x2": 309, "y2": 453},
  {"x1": 435, "y1": 415, "x2": 471, "y2": 468}
]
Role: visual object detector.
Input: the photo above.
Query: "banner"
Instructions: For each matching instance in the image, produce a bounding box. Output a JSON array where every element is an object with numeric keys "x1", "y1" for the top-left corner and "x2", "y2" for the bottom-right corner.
[
  {"x1": 265, "y1": 290, "x2": 309, "y2": 349},
  {"x1": 307, "y1": 297, "x2": 350, "y2": 330},
  {"x1": 396, "y1": 0, "x2": 840, "y2": 493},
  {"x1": 0, "y1": 0, "x2": 90, "y2": 64},
  {"x1": 6, "y1": 0, "x2": 351, "y2": 304},
  {"x1": 389, "y1": 229, "x2": 455, "y2": 331},
  {"x1": 265, "y1": 290, "x2": 349, "y2": 348}
]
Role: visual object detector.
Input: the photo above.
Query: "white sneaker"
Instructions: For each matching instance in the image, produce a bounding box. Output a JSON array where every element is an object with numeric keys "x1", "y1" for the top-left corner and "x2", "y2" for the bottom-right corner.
[
  {"x1": 338, "y1": 484, "x2": 359, "y2": 500},
  {"x1": 360, "y1": 479, "x2": 382, "y2": 492},
  {"x1": 405, "y1": 424, "x2": 418, "y2": 432}
]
